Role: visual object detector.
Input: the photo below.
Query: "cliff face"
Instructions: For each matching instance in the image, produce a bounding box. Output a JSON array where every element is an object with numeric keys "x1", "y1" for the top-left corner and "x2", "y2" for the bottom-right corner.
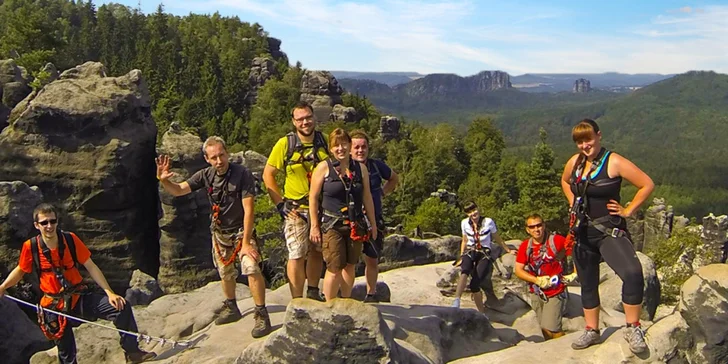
[{"x1": 397, "y1": 70, "x2": 511, "y2": 97}]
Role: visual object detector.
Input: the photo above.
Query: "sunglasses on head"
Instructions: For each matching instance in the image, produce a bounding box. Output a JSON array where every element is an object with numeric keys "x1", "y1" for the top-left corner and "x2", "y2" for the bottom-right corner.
[
  {"x1": 527, "y1": 222, "x2": 544, "y2": 229},
  {"x1": 37, "y1": 219, "x2": 58, "y2": 226}
]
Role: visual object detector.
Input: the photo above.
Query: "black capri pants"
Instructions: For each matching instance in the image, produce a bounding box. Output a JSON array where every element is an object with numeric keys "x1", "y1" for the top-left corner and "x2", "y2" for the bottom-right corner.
[
  {"x1": 460, "y1": 249, "x2": 494, "y2": 293},
  {"x1": 574, "y1": 227, "x2": 644, "y2": 309}
]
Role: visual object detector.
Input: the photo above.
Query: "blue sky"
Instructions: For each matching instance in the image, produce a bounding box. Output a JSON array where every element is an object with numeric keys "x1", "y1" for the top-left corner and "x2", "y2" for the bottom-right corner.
[{"x1": 98, "y1": 0, "x2": 728, "y2": 76}]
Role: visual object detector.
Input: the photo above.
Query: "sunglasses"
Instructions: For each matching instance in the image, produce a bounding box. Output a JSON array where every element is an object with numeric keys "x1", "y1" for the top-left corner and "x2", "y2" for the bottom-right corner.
[
  {"x1": 37, "y1": 219, "x2": 58, "y2": 226},
  {"x1": 527, "y1": 223, "x2": 544, "y2": 229}
]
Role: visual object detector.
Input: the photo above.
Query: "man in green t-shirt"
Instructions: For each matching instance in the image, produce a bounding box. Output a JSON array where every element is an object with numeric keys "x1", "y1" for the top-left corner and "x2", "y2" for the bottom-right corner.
[{"x1": 263, "y1": 101, "x2": 329, "y2": 300}]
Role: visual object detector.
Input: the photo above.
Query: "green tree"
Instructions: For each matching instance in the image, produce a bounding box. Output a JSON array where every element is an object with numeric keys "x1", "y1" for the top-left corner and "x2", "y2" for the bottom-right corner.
[{"x1": 404, "y1": 198, "x2": 461, "y2": 236}]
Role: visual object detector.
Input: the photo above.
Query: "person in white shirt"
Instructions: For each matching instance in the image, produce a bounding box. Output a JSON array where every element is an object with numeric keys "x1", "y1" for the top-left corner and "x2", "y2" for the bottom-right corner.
[{"x1": 451, "y1": 201, "x2": 515, "y2": 312}]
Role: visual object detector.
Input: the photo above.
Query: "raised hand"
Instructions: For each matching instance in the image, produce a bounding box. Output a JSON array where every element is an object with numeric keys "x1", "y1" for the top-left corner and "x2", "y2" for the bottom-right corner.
[{"x1": 155, "y1": 155, "x2": 176, "y2": 181}]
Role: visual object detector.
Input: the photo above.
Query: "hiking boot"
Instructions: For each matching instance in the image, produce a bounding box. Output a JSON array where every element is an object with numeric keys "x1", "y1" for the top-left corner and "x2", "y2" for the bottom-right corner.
[
  {"x1": 306, "y1": 287, "x2": 325, "y2": 302},
  {"x1": 125, "y1": 350, "x2": 157, "y2": 364},
  {"x1": 215, "y1": 300, "x2": 242, "y2": 325},
  {"x1": 251, "y1": 306, "x2": 272, "y2": 338},
  {"x1": 451, "y1": 297, "x2": 461, "y2": 308},
  {"x1": 624, "y1": 325, "x2": 648, "y2": 354},
  {"x1": 571, "y1": 328, "x2": 601, "y2": 350},
  {"x1": 363, "y1": 294, "x2": 379, "y2": 303}
]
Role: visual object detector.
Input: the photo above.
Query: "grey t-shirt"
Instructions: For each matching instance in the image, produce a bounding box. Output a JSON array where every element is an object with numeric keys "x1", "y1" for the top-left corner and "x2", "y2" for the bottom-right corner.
[{"x1": 186, "y1": 163, "x2": 256, "y2": 230}]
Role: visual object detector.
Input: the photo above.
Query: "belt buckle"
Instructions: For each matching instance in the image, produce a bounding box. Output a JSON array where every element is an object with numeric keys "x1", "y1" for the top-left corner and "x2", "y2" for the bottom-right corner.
[{"x1": 610, "y1": 228, "x2": 620, "y2": 238}]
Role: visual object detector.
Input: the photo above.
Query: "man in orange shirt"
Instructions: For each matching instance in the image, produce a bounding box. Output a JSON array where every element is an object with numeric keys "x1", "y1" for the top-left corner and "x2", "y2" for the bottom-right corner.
[{"x1": 0, "y1": 204, "x2": 156, "y2": 364}]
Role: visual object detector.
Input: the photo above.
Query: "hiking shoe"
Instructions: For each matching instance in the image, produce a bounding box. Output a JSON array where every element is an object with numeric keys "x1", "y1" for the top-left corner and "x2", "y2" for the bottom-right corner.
[
  {"x1": 363, "y1": 294, "x2": 379, "y2": 303},
  {"x1": 215, "y1": 300, "x2": 242, "y2": 325},
  {"x1": 624, "y1": 325, "x2": 648, "y2": 354},
  {"x1": 125, "y1": 350, "x2": 157, "y2": 364},
  {"x1": 251, "y1": 307, "x2": 272, "y2": 338},
  {"x1": 451, "y1": 297, "x2": 461, "y2": 308},
  {"x1": 571, "y1": 328, "x2": 601, "y2": 350},
  {"x1": 306, "y1": 288, "x2": 325, "y2": 302}
]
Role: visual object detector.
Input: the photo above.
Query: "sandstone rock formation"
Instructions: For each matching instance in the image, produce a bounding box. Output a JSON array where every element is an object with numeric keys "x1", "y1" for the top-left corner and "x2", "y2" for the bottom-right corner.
[
  {"x1": 0, "y1": 181, "x2": 43, "y2": 274},
  {"x1": 0, "y1": 62, "x2": 159, "y2": 290},
  {"x1": 266, "y1": 37, "x2": 287, "y2": 60},
  {"x1": 635, "y1": 198, "x2": 689, "y2": 252},
  {"x1": 299, "y1": 70, "x2": 344, "y2": 123},
  {"x1": 246, "y1": 57, "x2": 278, "y2": 104},
  {"x1": 380, "y1": 115, "x2": 400, "y2": 142},
  {"x1": 599, "y1": 252, "x2": 660, "y2": 321},
  {"x1": 361, "y1": 234, "x2": 460, "y2": 273},
  {"x1": 573, "y1": 78, "x2": 591, "y2": 93},
  {"x1": 125, "y1": 269, "x2": 163, "y2": 306},
  {"x1": 331, "y1": 103, "x2": 360, "y2": 123},
  {"x1": 398, "y1": 71, "x2": 511, "y2": 98},
  {"x1": 700, "y1": 213, "x2": 727, "y2": 261},
  {"x1": 0, "y1": 59, "x2": 32, "y2": 130}
]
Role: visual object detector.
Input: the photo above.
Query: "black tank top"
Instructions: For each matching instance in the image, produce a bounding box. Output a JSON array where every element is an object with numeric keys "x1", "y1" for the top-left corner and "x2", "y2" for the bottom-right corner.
[
  {"x1": 570, "y1": 149, "x2": 625, "y2": 234},
  {"x1": 321, "y1": 159, "x2": 364, "y2": 216}
]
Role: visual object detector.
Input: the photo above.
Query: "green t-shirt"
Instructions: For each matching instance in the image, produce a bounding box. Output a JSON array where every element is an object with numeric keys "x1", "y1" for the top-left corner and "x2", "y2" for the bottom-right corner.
[{"x1": 267, "y1": 135, "x2": 329, "y2": 203}]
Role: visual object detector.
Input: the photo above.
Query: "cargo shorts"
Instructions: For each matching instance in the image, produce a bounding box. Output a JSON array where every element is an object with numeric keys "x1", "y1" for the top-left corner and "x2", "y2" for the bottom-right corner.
[
  {"x1": 284, "y1": 212, "x2": 321, "y2": 260},
  {"x1": 211, "y1": 228, "x2": 261, "y2": 281},
  {"x1": 531, "y1": 291, "x2": 567, "y2": 332},
  {"x1": 322, "y1": 224, "x2": 364, "y2": 271}
]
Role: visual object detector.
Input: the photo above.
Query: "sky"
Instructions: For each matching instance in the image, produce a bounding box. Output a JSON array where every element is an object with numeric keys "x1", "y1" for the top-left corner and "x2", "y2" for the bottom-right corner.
[{"x1": 98, "y1": 0, "x2": 728, "y2": 76}]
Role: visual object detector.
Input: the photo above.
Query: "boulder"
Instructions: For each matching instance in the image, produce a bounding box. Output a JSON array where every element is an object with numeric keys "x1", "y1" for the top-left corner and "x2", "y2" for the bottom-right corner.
[
  {"x1": 2, "y1": 81, "x2": 31, "y2": 107},
  {"x1": 0, "y1": 181, "x2": 43, "y2": 273},
  {"x1": 678, "y1": 264, "x2": 728, "y2": 363},
  {"x1": 599, "y1": 252, "x2": 660, "y2": 321},
  {"x1": 700, "y1": 213, "x2": 728, "y2": 262},
  {"x1": 246, "y1": 57, "x2": 278, "y2": 104},
  {"x1": 299, "y1": 70, "x2": 343, "y2": 123},
  {"x1": 0, "y1": 62, "x2": 159, "y2": 290},
  {"x1": 125, "y1": 269, "x2": 163, "y2": 306},
  {"x1": 0, "y1": 59, "x2": 32, "y2": 130},
  {"x1": 331, "y1": 104, "x2": 360, "y2": 123},
  {"x1": 351, "y1": 281, "x2": 391, "y2": 302},
  {"x1": 372, "y1": 235, "x2": 460, "y2": 272},
  {"x1": 0, "y1": 298, "x2": 53, "y2": 364},
  {"x1": 241, "y1": 299, "x2": 423, "y2": 364}
]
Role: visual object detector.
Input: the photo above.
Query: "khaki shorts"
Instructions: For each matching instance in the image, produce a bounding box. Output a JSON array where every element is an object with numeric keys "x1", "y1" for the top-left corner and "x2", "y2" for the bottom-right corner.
[
  {"x1": 322, "y1": 225, "x2": 363, "y2": 271},
  {"x1": 284, "y1": 213, "x2": 321, "y2": 260},
  {"x1": 531, "y1": 291, "x2": 567, "y2": 332},
  {"x1": 211, "y1": 229, "x2": 261, "y2": 281}
]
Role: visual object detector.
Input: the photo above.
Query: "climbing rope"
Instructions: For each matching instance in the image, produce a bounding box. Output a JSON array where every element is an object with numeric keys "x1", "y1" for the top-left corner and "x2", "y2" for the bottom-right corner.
[{"x1": 3, "y1": 294, "x2": 192, "y2": 349}]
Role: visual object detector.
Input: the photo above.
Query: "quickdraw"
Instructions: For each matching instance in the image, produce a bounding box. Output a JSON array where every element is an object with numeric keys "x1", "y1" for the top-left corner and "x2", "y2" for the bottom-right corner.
[{"x1": 213, "y1": 234, "x2": 244, "y2": 267}]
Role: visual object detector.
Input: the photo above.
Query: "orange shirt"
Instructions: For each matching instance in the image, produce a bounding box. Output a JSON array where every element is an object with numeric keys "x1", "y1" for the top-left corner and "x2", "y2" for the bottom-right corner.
[{"x1": 18, "y1": 232, "x2": 91, "y2": 310}]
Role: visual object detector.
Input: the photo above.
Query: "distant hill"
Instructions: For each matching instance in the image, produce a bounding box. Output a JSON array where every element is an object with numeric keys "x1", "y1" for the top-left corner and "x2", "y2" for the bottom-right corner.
[
  {"x1": 330, "y1": 71, "x2": 424, "y2": 87},
  {"x1": 511, "y1": 73, "x2": 675, "y2": 93}
]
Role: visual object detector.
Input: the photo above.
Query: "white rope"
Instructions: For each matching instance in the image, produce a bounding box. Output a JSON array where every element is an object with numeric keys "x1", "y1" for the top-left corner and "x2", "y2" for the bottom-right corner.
[{"x1": 3, "y1": 294, "x2": 191, "y2": 348}]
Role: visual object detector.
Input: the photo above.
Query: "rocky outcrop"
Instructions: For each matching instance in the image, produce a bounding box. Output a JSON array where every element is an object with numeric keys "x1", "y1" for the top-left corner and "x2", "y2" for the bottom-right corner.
[
  {"x1": 679, "y1": 264, "x2": 728, "y2": 363},
  {"x1": 573, "y1": 78, "x2": 591, "y2": 93},
  {"x1": 0, "y1": 181, "x2": 43, "y2": 274},
  {"x1": 156, "y1": 123, "x2": 217, "y2": 293},
  {"x1": 125, "y1": 269, "x2": 163, "y2": 306},
  {"x1": 636, "y1": 198, "x2": 688, "y2": 252},
  {"x1": 700, "y1": 213, "x2": 727, "y2": 261},
  {"x1": 380, "y1": 115, "x2": 400, "y2": 142},
  {"x1": 430, "y1": 189, "x2": 459, "y2": 205},
  {"x1": 398, "y1": 71, "x2": 511, "y2": 98},
  {"x1": 367, "y1": 235, "x2": 460, "y2": 273},
  {"x1": 0, "y1": 59, "x2": 32, "y2": 130},
  {"x1": 246, "y1": 57, "x2": 279, "y2": 104},
  {"x1": 266, "y1": 37, "x2": 287, "y2": 60},
  {"x1": 330, "y1": 104, "x2": 360, "y2": 123},
  {"x1": 299, "y1": 70, "x2": 344, "y2": 123},
  {"x1": 0, "y1": 297, "x2": 53, "y2": 364},
  {"x1": 242, "y1": 299, "x2": 422, "y2": 364},
  {"x1": 0, "y1": 62, "x2": 159, "y2": 290}
]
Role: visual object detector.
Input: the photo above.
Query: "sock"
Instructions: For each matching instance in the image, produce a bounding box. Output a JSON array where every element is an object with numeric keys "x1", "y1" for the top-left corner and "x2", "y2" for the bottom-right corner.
[
  {"x1": 627, "y1": 322, "x2": 641, "y2": 328},
  {"x1": 256, "y1": 304, "x2": 266, "y2": 309},
  {"x1": 585, "y1": 326, "x2": 600, "y2": 333}
]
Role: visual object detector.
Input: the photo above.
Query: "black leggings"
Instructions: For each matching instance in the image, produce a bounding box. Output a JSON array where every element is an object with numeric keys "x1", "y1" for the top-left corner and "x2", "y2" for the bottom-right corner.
[
  {"x1": 460, "y1": 250, "x2": 494, "y2": 293},
  {"x1": 574, "y1": 231, "x2": 644, "y2": 309}
]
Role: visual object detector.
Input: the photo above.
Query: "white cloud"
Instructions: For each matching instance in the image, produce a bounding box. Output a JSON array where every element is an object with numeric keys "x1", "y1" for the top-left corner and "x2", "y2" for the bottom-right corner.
[{"x1": 171, "y1": 1, "x2": 728, "y2": 74}]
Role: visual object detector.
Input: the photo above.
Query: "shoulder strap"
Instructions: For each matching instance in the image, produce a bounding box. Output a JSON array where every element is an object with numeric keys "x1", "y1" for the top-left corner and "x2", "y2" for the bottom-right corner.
[
  {"x1": 285, "y1": 132, "x2": 299, "y2": 163},
  {"x1": 368, "y1": 159, "x2": 381, "y2": 178},
  {"x1": 312, "y1": 131, "x2": 328, "y2": 164},
  {"x1": 62, "y1": 231, "x2": 79, "y2": 268},
  {"x1": 31, "y1": 236, "x2": 42, "y2": 275},
  {"x1": 526, "y1": 238, "x2": 533, "y2": 259}
]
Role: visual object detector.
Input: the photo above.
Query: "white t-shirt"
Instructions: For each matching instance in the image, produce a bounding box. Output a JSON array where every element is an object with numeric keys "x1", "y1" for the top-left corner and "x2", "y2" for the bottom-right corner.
[{"x1": 461, "y1": 217, "x2": 497, "y2": 249}]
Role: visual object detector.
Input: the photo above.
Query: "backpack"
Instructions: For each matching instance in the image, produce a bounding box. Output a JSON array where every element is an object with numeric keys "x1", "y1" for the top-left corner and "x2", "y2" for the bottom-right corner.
[{"x1": 285, "y1": 131, "x2": 328, "y2": 168}]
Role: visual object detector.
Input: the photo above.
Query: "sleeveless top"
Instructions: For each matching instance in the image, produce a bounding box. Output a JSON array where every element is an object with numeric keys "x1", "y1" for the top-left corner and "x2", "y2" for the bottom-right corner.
[
  {"x1": 570, "y1": 148, "x2": 626, "y2": 235},
  {"x1": 321, "y1": 159, "x2": 364, "y2": 216}
]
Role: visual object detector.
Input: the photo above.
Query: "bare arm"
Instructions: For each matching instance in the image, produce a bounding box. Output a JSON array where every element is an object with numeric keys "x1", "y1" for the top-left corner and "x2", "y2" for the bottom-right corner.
[
  {"x1": 382, "y1": 170, "x2": 399, "y2": 196},
  {"x1": 609, "y1": 153, "x2": 655, "y2": 217},
  {"x1": 263, "y1": 164, "x2": 284, "y2": 205},
  {"x1": 239, "y1": 195, "x2": 260, "y2": 262},
  {"x1": 83, "y1": 258, "x2": 114, "y2": 294},
  {"x1": 156, "y1": 155, "x2": 192, "y2": 196},
  {"x1": 308, "y1": 163, "x2": 327, "y2": 244},
  {"x1": 561, "y1": 154, "x2": 579, "y2": 206},
  {"x1": 0, "y1": 266, "x2": 26, "y2": 296},
  {"x1": 360, "y1": 164, "x2": 378, "y2": 240},
  {"x1": 460, "y1": 234, "x2": 467, "y2": 256},
  {"x1": 493, "y1": 231, "x2": 513, "y2": 254}
]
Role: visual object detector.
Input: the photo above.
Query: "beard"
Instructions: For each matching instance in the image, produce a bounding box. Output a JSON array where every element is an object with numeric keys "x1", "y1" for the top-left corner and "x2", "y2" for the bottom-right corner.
[{"x1": 297, "y1": 127, "x2": 313, "y2": 137}]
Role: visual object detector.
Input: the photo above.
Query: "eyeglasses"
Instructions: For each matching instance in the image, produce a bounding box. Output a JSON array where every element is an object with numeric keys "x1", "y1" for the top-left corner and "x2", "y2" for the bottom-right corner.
[
  {"x1": 527, "y1": 223, "x2": 544, "y2": 229},
  {"x1": 38, "y1": 219, "x2": 58, "y2": 226},
  {"x1": 293, "y1": 114, "x2": 314, "y2": 122}
]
